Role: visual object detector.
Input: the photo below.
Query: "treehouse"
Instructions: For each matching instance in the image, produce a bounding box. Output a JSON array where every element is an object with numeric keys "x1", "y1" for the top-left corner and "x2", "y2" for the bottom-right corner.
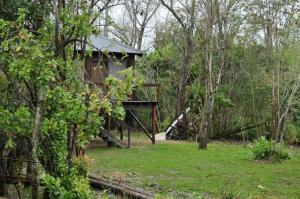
[{"x1": 80, "y1": 36, "x2": 159, "y2": 147}]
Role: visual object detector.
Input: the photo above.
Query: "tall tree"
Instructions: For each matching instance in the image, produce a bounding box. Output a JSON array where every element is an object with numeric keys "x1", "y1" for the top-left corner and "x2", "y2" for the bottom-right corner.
[
  {"x1": 160, "y1": 0, "x2": 196, "y2": 123},
  {"x1": 111, "y1": 0, "x2": 160, "y2": 50},
  {"x1": 197, "y1": 0, "x2": 241, "y2": 148}
]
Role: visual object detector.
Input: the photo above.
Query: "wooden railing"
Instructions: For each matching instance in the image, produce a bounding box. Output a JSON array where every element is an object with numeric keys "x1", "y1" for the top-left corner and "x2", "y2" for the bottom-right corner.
[{"x1": 92, "y1": 82, "x2": 160, "y2": 102}]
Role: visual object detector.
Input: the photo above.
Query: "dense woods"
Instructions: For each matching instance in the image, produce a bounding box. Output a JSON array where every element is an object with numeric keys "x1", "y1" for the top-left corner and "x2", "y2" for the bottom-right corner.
[
  {"x1": 0, "y1": 0, "x2": 300, "y2": 198},
  {"x1": 137, "y1": 0, "x2": 300, "y2": 148}
]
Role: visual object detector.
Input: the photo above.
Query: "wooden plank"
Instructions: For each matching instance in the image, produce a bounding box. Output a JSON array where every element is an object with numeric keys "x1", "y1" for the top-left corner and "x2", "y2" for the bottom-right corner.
[
  {"x1": 122, "y1": 101, "x2": 158, "y2": 111},
  {"x1": 117, "y1": 122, "x2": 123, "y2": 140},
  {"x1": 151, "y1": 105, "x2": 156, "y2": 144},
  {"x1": 127, "y1": 129, "x2": 131, "y2": 148},
  {"x1": 89, "y1": 175, "x2": 154, "y2": 199}
]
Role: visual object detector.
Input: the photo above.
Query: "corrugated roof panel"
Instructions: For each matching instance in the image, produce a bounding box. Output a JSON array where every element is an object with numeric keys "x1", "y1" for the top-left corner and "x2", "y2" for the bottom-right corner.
[{"x1": 87, "y1": 35, "x2": 144, "y2": 55}]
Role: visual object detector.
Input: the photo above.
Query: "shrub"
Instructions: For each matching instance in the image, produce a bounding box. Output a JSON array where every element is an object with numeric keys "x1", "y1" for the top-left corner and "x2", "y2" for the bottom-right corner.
[
  {"x1": 73, "y1": 155, "x2": 91, "y2": 176},
  {"x1": 43, "y1": 171, "x2": 92, "y2": 199},
  {"x1": 273, "y1": 142, "x2": 290, "y2": 160},
  {"x1": 251, "y1": 136, "x2": 273, "y2": 159},
  {"x1": 250, "y1": 136, "x2": 290, "y2": 161},
  {"x1": 285, "y1": 123, "x2": 300, "y2": 144}
]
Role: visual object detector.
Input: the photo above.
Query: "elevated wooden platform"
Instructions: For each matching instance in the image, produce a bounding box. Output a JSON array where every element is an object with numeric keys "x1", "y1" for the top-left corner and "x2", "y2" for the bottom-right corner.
[
  {"x1": 122, "y1": 101, "x2": 158, "y2": 110},
  {"x1": 101, "y1": 100, "x2": 158, "y2": 147},
  {"x1": 100, "y1": 83, "x2": 160, "y2": 147}
]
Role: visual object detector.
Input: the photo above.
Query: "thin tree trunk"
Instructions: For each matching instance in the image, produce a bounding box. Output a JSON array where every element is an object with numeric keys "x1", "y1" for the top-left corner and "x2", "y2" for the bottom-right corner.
[
  {"x1": 31, "y1": 95, "x2": 42, "y2": 199},
  {"x1": 198, "y1": 0, "x2": 213, "y2": 149},
  {"x1": 265, "y1": 0, "x2": 279, "y2": 141},
  {"x1": 137, "y1": 24, "x2": 145, "y2": 51},
  {"x1": 67, "y1": 124, "x2": 78, "y2": 165}
]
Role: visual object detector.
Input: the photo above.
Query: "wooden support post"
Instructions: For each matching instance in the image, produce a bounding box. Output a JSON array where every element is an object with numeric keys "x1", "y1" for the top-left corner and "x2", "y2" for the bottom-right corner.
[
  {"x1": 118, "y1": 122, "x2": 123, "y2": 140},
  {"x1": 120, "y1": 124, "x2": 123, "y2": 140},
  {"x1": 127, "y1": 129, "x2": 131, "y2": 148},
  {"x1": 155, "y1": 107, "x2": 160, "y2": 133},
  {"x1": 151, "y1": 105, "x2": 156, "y2": 144}
]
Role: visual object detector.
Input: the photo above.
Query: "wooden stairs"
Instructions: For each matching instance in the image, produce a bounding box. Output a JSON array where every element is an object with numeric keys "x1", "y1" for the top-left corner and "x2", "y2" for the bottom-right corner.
[{"x1": 100, "y1": 129, "x2": 125, "y2": 148}]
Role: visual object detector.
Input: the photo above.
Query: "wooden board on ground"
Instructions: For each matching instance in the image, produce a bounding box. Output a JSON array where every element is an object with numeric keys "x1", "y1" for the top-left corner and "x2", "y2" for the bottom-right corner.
[{"x1": 89, "y1": 175, "x2": 154, "y2": 199}]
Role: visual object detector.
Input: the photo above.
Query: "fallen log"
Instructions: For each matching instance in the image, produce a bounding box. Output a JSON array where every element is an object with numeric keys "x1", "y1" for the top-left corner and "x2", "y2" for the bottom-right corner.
[
  {"x1": 220, "y1": 122, "x2": 267, "y2": 138},
  {"x1": 88, "y1": 175, "x2": 154, "y2": 199}
]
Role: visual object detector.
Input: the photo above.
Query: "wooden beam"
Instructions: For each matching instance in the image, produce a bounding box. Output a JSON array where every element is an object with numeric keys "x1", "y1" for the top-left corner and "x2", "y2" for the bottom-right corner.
[
  {"x1": 127, "y1": 129, "x2": 131, "y2": 148},
  {"x1": 117, "y1": 122, "x2": 123, "y2": 140},
  {"x1": 127, "y1": 110, "x2": 153, "y2": 141},
  {"x1": 88, "y1": 175, "x2": 154, "y2": 199},
  {"x1": 151, "y1": 105, "x2": 156, "y2": 144}
]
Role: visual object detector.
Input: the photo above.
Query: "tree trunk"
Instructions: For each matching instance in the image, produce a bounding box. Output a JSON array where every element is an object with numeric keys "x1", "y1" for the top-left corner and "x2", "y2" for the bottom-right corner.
[
  {"x1": 25, "y1": 145, "x2": 33, "y2": 188},
  {"x1": 160, "y1": 0, "x2": 195, "y2": 123},
  {"x1": 198, "y1": 0, "x2": 214, "y2": 149},
  {"x1": 137, "y1": 24, "x2": 145, "y2": 51},
  {"x1": 0, "y1": 157, "x2": 8, "y2": 197},
  {"x1": 198, "y1": 112, "x2": 209, "y2": 149},
  {"x1": 176, "y1": 77, "x2": 187, "y2": 115},
  {"x1": 67, "y1": 125, "x2": 78, "y2": 165},
  {"x1": 31, "y1": 97, "x2": 42, "y2": 199}
]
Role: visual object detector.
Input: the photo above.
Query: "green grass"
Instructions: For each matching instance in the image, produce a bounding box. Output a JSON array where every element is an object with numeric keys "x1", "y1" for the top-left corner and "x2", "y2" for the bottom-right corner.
[{"x1": 87, "y1": 142, "x2": 300, "y2": 198}]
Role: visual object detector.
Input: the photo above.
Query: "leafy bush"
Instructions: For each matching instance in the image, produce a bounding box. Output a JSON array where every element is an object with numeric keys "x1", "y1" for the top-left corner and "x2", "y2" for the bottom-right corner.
[
  {"x1": 251, "y1": 136, "x2": 273, "y2": 159},
  {"x1": 43, "y1": 172, "x2": 92, "y2": 199},
  {"x1": 285, "y1": 123, "x2": 300, "y2": 144},
  {"x1": 250, "y1": 136, "x2": 290, "y2": 161},
  {"x1": 73, "y1": 156, "x2": 91, "y2": 176},
  {"x1": 273, "y1": 142, "x2": 290, "y2": 160}
]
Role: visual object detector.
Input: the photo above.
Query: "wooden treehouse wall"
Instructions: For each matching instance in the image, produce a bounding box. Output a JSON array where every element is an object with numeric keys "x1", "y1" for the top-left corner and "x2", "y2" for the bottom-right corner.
[{"x1": 84, "y1": 52, "x2": 135, "y2": 87}]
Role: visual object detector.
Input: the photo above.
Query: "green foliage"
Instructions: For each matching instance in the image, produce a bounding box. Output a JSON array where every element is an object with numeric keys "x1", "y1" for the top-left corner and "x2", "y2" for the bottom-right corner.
[
  {"x1": 0, "y1": 106, "x2": 33, "y2": 136},
  {"x1": 250, "y1": 137, "x2": 274, "y2": 159},
  {"x1": 105, "y1": 67, "x2": 143, "y2": 104},
  {"x1": 0, "y1": 4, "x2": 143, "y2": 198},
  {"x1": 285, "y1": 123, "x2": 300, "y2": 144},
  {"x1": 72, "y1": 156, "x2": 91, "y2": 176},
  {"x1": 186, "y1": 81, "x2": 204, "y2": 111},
  {"x1": 250, "y1": 136, "x2": 290, "y2": 161},
  {"x1": 215, "y1": 92, "x2": 233, "y2": 108},
  {"x1": 146, "y1": 44, "x2": 177, "y2": 73},
  {"x1": 135, "y1": 43, "x2": 178, "y2": 128},
  {"x1": 43, "y1": 172, "x2": 92, "y2": 199},
  {"x1": 273, "y1": 142, "x2": 291, "y2": 161},
  {"x1": 154, "y1": 194, "x2": 174, "y2": 199},
  {"x1": 0, "y1": 105, "x2": 33, "y2": 152}
]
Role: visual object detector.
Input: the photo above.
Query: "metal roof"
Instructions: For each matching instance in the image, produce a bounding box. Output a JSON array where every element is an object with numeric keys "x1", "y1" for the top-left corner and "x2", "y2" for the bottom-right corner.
[{"x1": 87, "y1": 35, "x2": 144, "y2": 56}]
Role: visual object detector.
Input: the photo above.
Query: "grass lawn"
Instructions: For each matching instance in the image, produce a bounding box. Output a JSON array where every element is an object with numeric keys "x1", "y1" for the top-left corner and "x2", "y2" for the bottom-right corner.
[{"x1": 87, "y1": 141, "x2": 300, "y2": 198}]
